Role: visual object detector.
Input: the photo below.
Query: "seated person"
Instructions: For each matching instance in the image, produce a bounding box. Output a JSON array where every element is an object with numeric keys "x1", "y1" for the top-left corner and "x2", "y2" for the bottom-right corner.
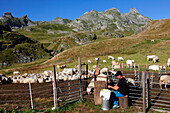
[{"x1": 108, "y1": 71, "x2": 129, "y2": 109}]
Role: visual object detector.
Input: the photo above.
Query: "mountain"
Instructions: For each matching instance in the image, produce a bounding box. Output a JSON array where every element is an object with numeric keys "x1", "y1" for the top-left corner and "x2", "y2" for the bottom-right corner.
[
  {"x1": 68, "y1": 8, "x2": 151, "y2": 33},
  {"x1": 0, "y1": 8, "x2": 154, "y2": 69},
  {"x1": 49, "y1": 17, "x2": 71, "y2": 25},
  {"x1": 0, "y1": 12, "x2": 35, "y2": 29}
]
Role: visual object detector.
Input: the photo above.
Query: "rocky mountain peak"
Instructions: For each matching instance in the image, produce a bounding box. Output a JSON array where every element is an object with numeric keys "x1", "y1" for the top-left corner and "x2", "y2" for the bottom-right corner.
[
  {"x1": 49, "y1": 17, "x2": 71, "y2": 25},
  {"x1": 129, "y1": 8, "x2": 139, "y2": 14},
  {"x1": 104, "y1": 8, "x2": 120, "y2": 13},
  {"x1": 2, "y1": 12, "x2": 14, "y2": 19}
]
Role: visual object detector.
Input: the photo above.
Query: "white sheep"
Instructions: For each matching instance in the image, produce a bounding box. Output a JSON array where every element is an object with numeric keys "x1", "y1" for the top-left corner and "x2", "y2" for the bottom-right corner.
[
  {"x1": 13, "y1": 71, "x2": 20, "y2": 75},
  {"x1": 100, "y1": 68, "x2": 108, "y2": 74},
  {"x1": 160, "y1": 75, "x2": 170, "y2": 90},
  {"x1": 153, "y1": 56, "x2": 159, "y2": 63},
  {"x1": 95, "y1": 58, "x2": 99, "y2": 61},
  {"x1": 108, "y1": 56, "x2": 114, "y2": 60},
  {"x1": 103, "y1": 60, "x2": 107, "y2": 63},
  {"x1": 88, "y1": 60, "x2": 92, "y2": 63},
  {"x1": 126, "y1": 78, "x2": 136, "y2": 86},
  {"x1": 126, "y1": 60, "x2": 134, "y2": 68},
  {"x1": 43, "y1": 70, "x2": 52, "y2": 76},
  {"x1": 147, "y1": 55, "x2": 158, "y2": 61},
  {"x1": 118, "y1": 57, "x2": 124, "y2": 61},
  {"x1": 148, "y1": 65, "x2": 160, "y2": 70},
  {"x1": 62, "y1": 68, "x2": 74, "y2": 75}
]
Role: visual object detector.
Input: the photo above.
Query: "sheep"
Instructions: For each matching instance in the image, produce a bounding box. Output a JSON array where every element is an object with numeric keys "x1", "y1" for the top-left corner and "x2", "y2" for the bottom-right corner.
[
  {"x1": 88, "y1": 60, "x2": 92, "y2": 63},
  {"x1": 113, "y1": 63, "x2": 120, "y2": 69},
  {"x1": 87, "y1": 74, "x2": 110, "y2": 94},
  {"x1": 147, "y1": 55, "x2": 158, "y2": 61},
  {"x1": 103, "y1": 60, "x2": 107, "y2": 63},
  {"x1": 118, "y1": 57, "x2": 124, "y2": 61},
  {"x1": 126, "y1": 78, "x2": 136, "y2": 86},
  {"x1": 167, "y1": 58, "x2": 170, "y2": 67},
  {"x1": 111, "y1": 60, "x2": 116, "y2": 65},
  {"x1": 153, "y1": 56, "x2": 159, "y2": 63},
  {"x1": 43, "y1": 70, "x2": 52, "y2": 76},
  {"x1": 108, "y1": 56, "x2": 114, "y2": 60},
  {"x1": 151, "y1": 40, "x2": 155, "y2": 42},
  {"x1": 148, "y1": 65, "x2": 160, "y2": 70},
  {"x1": 13, "y1": 71, "x2": 20, "y2": 75},
  {"x1": 126, "y1": 60, "x2": 135, "y2": 68},
  {"x1": 160, "y1": 75, "x2": 170, "y2": 90},
  {"x1": 62, "y1": 68, "x2": 75, "y2": 75},
  {"x1": 100, "y1": 68, "x2": 108, "y2": 74},
  {"x1": 57, "y1": 65, "x2": 66, "y2": 69},
  {"x1": 95, "y1": 58, "x2": 99, "y2": 61}
]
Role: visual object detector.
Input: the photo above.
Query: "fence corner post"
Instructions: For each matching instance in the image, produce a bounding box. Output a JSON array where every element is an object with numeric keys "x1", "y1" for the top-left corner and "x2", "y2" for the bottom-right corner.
[
  {"x1": 53, "y1": 65, "x2": 60, "y2": 109},
  {"x1": 78, "y1": 57, "x2": 83, "y2": 100},
  {"x1": 142, "y1": 71, "x2": 146, "y2": 113}
]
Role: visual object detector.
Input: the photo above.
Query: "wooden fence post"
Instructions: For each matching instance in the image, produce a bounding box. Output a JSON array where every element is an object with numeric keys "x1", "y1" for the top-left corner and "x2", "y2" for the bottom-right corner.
[
  {"x1": 146, "y1": 70, "x2": 150, "y2": 108},
  {"x1": 29, "y1": 82, "x2": 34, "y2": 109},
  {"x1": 78, "y1": 57, "x2": 83, "y2": 100},
  {"x1": 142, "y1": 71, "x2": 146, "y2": 113},
  {"x1": 53, "y1": 65, "x2": 60, "y2": 109}
]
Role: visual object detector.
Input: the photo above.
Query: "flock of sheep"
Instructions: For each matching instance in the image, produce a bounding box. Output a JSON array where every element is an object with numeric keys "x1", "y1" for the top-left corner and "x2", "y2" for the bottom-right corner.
[{"x1": 0, "y1": 55, "x2": 169, "y2": 92}]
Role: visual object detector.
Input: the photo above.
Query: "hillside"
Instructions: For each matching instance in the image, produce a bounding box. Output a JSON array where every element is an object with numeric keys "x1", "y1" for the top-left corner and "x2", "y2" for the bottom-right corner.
[
  {"x1": 0, "y1": 19, "x2": 168, "y2": 74},
  {"x1": 0, "y1": 24, "x2": 51, "y2": 68},
  {"x1": 37, "y1": 19, "x2": 170, "y2": 71},
  {"x1": 15, "y1": 8, "x2": 152, "y2": 56}
]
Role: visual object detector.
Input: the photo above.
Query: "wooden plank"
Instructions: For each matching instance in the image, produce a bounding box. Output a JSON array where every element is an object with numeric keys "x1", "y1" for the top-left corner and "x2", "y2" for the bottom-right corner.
[{"x1": 94, "y1": 81, "x2": 106, "y2": 105}]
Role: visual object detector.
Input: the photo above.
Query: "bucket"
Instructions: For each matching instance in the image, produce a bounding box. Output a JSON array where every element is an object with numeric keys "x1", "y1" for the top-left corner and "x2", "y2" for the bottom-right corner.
[{"x1": 101, "y1": 97, "x2": 110, "y2": 111}]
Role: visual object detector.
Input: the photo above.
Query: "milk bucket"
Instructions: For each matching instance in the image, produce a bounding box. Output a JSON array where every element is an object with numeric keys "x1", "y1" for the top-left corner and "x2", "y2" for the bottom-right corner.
[{"x1": 101, "y1": 97, "x2": 110, "y2": 111}]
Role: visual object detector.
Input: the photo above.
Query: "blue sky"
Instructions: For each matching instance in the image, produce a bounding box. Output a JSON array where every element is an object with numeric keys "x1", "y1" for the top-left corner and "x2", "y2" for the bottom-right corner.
[{"x1": 0, "y1": 0, "x2": 170, "y2": 21}]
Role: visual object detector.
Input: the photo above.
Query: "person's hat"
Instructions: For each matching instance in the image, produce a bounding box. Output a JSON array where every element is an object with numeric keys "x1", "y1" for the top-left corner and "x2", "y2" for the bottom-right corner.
[{"x1": 115, "y1": 71, "x2": 122, "y2": 76}]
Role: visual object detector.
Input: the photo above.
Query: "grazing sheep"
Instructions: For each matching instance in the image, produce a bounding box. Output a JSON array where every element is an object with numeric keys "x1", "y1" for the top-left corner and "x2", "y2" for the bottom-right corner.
[
  {"x1": 147, "y1": 55, "x2": 158, "y2": 61},
  {"x1": 87, "y1": 74, "x2": 110, "y2": 94},
  {"x1": 95, "y1": 58, "x2": 99, "y2": 61},
  {"x1": 111, "y1": 60, "x2": 116, "y2": 65},
  {"x1": 118, "y1": 57, "x2": 124, "y2": 61},
  {"x1": 88, "y1": 60, "x2": 92, "y2": 63},
  {"x1": 108, "y1": 56, "x2": 114, "y2": 60},
  {"x1": 13, "y1": 71, "x2": 20, "y2": 75},
  {"x1": 103, "y1": 60, "x2": 107, "y2": 63},
  {"x1": 160, "y1": 75, "x2": 170, "y2": 90},
  {"x1": 167, "y1": 58, "x2": 170, "y2": 67},
  {"x1": 148, "y1": 65, "x2": 160, "y2": 71},
  {"x1": 151, "y1": 40, "x2": 155, "y2": 42},
  {"x1": 113, "y1": 63, "x2": 123, "y2": 69},
  {"x1": 126, "y1": 60, "x2": 135, "y2": 68},
  {"x1": 153, "y1": 56, "x2": 159, "y2": 63}
]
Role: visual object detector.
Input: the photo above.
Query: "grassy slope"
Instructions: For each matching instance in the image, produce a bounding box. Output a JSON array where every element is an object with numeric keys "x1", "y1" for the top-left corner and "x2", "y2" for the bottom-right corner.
[
  {"x1": 43, "y1": 19, "x2": 170, "y2": 69},
  {"x1": 0, "y1": 19, "x2": 170, "y2": 74}
]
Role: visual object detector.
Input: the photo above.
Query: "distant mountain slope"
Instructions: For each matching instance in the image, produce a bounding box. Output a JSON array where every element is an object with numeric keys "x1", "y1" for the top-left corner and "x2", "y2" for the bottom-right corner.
[
  {"x1": 43, "y1": 19, "x2": 170, "y2": 66},
  {"x1": 0, "y1": 24, "x2": 50, "y2": 67},
  {"x1": 68, "y1": 8, "x2": 152, "y2": 32},
  {"x1": 0, "y1": 12, "x2": 35, "y2": 29}
]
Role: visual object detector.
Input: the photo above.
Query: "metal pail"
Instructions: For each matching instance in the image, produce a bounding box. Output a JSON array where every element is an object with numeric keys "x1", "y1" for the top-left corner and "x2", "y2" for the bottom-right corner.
[{"x1": 101, "y1": 97, "x2": 110, "y2": 111}]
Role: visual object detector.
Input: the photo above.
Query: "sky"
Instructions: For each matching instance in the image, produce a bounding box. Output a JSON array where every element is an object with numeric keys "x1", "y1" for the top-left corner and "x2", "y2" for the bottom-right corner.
[{"x1": 0, "y1": 0, "x2": 170, "y2": 21}]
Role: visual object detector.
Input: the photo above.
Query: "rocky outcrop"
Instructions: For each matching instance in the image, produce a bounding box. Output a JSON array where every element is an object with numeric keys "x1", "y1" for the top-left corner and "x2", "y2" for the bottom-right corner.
[
  {"x1": 0, "y1": 12, "x2": 35, "y2": 29},
  {"x1": 49, "y1": 17, "x2": 71, "y2": 25},
  {"x1": 68, "y1": 8, "x2": 152, "y2": 32}
]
